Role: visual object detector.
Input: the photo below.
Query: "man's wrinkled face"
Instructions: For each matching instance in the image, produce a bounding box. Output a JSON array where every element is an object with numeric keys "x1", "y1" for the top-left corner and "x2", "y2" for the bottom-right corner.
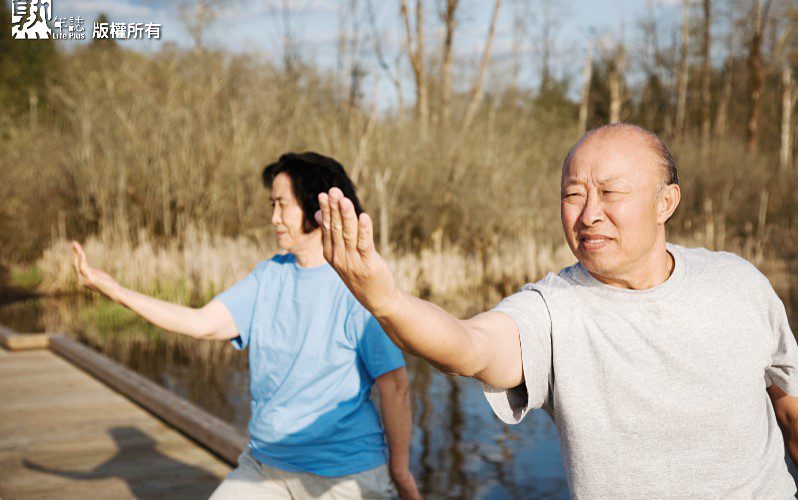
[{"x1": 560, "y1": 132, "x2": 664, "y2": 282}]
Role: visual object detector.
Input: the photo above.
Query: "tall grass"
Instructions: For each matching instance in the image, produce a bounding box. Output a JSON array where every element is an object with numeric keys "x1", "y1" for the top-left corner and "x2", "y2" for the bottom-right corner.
[{"x1": 2, "y1": 45, "x2": 796, "y2": 319}]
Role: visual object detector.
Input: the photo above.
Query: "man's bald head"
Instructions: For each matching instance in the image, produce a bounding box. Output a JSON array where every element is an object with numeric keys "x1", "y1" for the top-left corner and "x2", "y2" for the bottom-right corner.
[{"x1": 562, "y1": 124, "x2": 679, "y2": 190}]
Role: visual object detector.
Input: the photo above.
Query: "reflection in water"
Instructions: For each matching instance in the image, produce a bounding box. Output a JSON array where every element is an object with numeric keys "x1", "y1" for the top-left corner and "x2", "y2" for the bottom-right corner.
[{"x1": 4, "y1": 285, "x2": 798, "y2": 499}]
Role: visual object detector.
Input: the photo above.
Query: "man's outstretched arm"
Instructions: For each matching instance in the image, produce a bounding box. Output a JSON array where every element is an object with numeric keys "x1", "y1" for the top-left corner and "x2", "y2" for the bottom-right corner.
[{"x1": 315, "y1": 188, "x2": 522, "y2": 389}]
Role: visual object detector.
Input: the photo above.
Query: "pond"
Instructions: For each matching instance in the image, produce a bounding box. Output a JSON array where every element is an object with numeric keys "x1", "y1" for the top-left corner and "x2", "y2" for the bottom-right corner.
[{"x1": 0, "y1": 295, "x2": 568, "y2": 499}]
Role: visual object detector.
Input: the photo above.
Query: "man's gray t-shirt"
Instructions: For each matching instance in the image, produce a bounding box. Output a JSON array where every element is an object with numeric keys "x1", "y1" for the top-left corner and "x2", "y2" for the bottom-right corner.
[{"x1": 484, "y1": 243, "x2": 798, "y2": 498}]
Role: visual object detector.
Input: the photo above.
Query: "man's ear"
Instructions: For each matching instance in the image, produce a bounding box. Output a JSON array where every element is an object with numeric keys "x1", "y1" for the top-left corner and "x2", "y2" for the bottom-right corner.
[{"x1": 657, "y1": 184, "x2": 681, "y2": 224}]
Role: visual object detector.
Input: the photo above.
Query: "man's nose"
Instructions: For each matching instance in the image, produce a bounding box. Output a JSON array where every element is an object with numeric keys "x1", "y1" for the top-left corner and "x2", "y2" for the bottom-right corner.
[
  {"x1": 579, "y1": 192, "x2": 604, "y2": 227},
  {"x1": 271, "y1": 207, "x2": 280, "y2": 226}
]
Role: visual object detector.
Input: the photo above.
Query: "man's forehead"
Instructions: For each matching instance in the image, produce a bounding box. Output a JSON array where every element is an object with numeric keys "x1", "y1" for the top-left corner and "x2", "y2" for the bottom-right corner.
[
  {"x1": 562, "y1": 131, "x2": 659, "y2": 182},
  {"x1": 562, "y1": 175, "x2": 633, "y2": 186}
]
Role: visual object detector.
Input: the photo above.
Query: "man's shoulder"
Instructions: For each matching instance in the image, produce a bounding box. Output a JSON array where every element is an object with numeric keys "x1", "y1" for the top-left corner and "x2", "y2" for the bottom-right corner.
[
  {"x1": 528, "y1": 262, "x2": 587, "y2": 290},
  {"x1": 674, "y1": 244, "x2": 766, "y2": 284}
]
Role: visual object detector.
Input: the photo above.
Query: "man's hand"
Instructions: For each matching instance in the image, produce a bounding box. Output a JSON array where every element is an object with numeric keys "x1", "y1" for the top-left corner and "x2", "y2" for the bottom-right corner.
[
  {"x1": 390, "y1": 466, "x2": 421, "y2": 500},
  {"x1": 71, "y1": 241, "x2": 123, "y2": 301},
  {"x1": 315, "y1": 188, "x2": 398, "y2": 317},
  {"x1": 315, "y1": 189, "x2": 522, "y2": 387}
]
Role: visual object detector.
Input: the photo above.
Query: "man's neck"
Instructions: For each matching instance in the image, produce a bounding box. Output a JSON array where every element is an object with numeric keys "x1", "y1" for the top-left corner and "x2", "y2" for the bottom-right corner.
[{"x1": 590, "y1": 246, "x2": 674, "y2": 290}]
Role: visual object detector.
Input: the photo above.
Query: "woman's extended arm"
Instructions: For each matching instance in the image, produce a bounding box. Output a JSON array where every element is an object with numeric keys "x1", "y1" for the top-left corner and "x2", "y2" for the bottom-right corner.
[{"x1": 71, "y1": 241, "x2": 237, "y2": 340}]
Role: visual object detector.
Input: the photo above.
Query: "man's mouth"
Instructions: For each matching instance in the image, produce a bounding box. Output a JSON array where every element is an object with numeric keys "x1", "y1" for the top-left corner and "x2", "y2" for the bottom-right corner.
[{"x1": 579, "y1": 235, "x2": 611, "y2": 250}]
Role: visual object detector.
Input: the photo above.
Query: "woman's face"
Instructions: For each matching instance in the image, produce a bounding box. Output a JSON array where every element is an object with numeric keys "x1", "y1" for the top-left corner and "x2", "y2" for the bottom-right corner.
[{"x1": 270, "y1": 172, "x2": 317, "y2": 251}]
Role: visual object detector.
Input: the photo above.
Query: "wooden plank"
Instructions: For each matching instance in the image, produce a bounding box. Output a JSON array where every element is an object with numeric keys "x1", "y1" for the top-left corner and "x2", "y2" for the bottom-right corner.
[
  {"x1": 0, "y1": 348, "x2": 230, "y2": 500},
  {"x1": 48, "y1": 334, "x2": 247, "y2": 466},
  {"x1": 0, "y1": 324, "x2": 49, "y2": 350}
]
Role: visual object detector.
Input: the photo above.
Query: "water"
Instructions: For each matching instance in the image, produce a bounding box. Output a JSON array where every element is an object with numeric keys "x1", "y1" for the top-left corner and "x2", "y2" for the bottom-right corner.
[
  {"x1": 0, "y1": 296, "x2": 568, "y2": 499},
  {"x1": 3, "y1": 284, "x2": 797, "y2": 499}
]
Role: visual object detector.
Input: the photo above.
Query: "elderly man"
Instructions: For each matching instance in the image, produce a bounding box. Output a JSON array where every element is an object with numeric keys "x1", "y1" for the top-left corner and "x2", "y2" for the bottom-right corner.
[{"x1": 315, "y1": 123, "x2": 798, "y2": 497}]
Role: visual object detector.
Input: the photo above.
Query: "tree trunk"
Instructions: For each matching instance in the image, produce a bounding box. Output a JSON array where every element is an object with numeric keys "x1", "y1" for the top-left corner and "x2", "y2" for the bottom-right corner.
[
  {"x1": 781, "y1": 65, "x2": 794, "y2": 175},
  {"x1": 746, "y1": 0, "x2": 764, "y2": 154},
  {"x1": 400, "y1": 0, "x2": 428, "y2": 132},
  {"x1": 578, "y1": 44, "x2": 593, "y2": 135},
  {"x1": 440, "y1": 0, "x2": 459, "y2": 125},
  {"x1": 675, "y1": 0, "x2": 691, "y2": 137},
  {"x1": 509, "y1": 2, "x2": 525, "y2": 105},
  {"x1": 700, "y1": 0, "x2": 712, "y2": 144},
  {"x1": 609, "y1": 46, "x2": 625, "y2": 124},
  {"x1": 366, "y1": 0, "x2": 405, "y2": 119},
  {"x1": 714, "y1": 61, "x2": 733, "y2": 139},
  {"x1": 461, "y1": 0, "x2": 501, "y2": 132}
]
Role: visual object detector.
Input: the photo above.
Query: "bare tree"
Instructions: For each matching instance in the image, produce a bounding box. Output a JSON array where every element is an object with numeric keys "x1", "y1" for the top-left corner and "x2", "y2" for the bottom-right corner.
[
  {"x1": 267, "y1": 0, "x2": 308, "y2": 76},
  {"x1": 700, "y1": 0, "x2": 712, "y2": 144},
  {"x1": 525, "y1": 0, "x2": 567, "y2": 92},
  {"x1": 578, "y1": 43, "x2": 593, "y2": 135},
  {"x1": 179, "y1": 0, "x2": 226, "y2": 55},
  {"x1": 461, "y1": 0, "x2": 502, "y2": 132},
  {"x1": 608, "y1": 44, "x2": 626, "y2": 124},
  {"x1": 675, "y1": 0, "x2": 691, "y2": 137},
  {"x1": 540, "y1": 1, "x2": 553, "y2": 89},
  {"x1": 366, "y1": 0, "x2": 406, "y2": 117},
  {"x1": 347, "y1": 0, "x2": 365, "y2": 109},
  {"x1": 509, "y1": 0, "x2": 528, "y2": 102},
  {"x1": 746, "y1": 0, "x2": 769, "y2": 153},
  {"x1": 400, "y1": 0, "x2": 429, "y2": 132},
  {"x1": 780, "y1": 65, "x2": 794, "y2": 174},
  {"x1": 439, "y1": 0, "x2": 460, "y2": 125},
  {"x1": 714, "y1": 3, "x2": 736, "y2": 139}
]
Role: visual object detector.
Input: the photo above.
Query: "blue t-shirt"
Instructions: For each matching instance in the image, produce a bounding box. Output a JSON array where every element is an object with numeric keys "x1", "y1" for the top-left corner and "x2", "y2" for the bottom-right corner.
[{"x1": 213, "y1": 253, "x2": 406, "y2": 477}]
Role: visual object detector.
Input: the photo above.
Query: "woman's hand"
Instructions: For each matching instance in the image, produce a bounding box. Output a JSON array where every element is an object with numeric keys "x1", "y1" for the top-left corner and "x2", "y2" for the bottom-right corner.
[
  {"x1": 71, "y1": 241, "x2": 123, "y2": 302},
  {"x1": 390, "y1": 466, "x2": 421, "y2": 500}
]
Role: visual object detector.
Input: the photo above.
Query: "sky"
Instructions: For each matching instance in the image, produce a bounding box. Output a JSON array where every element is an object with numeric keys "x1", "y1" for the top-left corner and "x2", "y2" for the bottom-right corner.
[{"x1": 44, "y1": 0, "x2": 683, "y2": 104}]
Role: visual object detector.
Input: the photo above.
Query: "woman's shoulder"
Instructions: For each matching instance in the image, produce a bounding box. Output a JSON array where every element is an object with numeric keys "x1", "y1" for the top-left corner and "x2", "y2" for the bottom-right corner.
[{"x1": 241, "y1": 254, "x2": 290, "y2": 281}]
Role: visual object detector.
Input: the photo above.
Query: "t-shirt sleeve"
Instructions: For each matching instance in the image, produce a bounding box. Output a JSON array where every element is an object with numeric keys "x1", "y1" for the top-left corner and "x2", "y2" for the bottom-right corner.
[
  {"x1": 482, "y1": 285, "x2": 553, "y2": 424},
  {"x1": 212, "y1": 264, "x2": 263, "y2": 350},
  {"x1": 346, "y1": 302, "x2": 406, "y2": 380},
  {"x1": 764, "y1": 284, "x2": 798, "y2": 396}
]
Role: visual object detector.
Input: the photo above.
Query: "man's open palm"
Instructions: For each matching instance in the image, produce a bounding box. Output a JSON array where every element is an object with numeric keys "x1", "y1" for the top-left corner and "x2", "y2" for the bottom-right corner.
[{"x1": 315, "y1": 188, "x2": 398, "y2": 317}]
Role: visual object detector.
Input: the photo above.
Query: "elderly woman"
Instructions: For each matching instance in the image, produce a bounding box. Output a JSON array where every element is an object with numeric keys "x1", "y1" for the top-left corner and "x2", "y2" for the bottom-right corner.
[{"x1": 72, "y1": 152, "x2": 420, "y2": 499}]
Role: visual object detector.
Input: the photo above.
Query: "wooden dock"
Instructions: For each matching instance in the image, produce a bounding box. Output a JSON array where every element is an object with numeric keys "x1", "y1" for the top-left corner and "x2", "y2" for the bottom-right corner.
[{"x1": 0, "y1": 330, "x2": 237, "y2": 499}]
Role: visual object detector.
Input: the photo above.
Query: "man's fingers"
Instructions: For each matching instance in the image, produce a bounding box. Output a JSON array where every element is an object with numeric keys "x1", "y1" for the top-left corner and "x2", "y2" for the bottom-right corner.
[
  {"x1": 357, "y1": 212, "x2": 375, "y2": 256},
  {"x1": 328, "y1": 188, "x2": 346, "y2": 259},
  {"x1": 318, "y1": 193, "x2": 333, "y2": 261},
  {"x1": 339, "y1": 197, "x2": 359, "y2": 252}
]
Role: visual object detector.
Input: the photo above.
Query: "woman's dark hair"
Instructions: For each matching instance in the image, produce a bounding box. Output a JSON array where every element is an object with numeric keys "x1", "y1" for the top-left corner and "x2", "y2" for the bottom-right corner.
[{"x1": 262, "y1": 152, "x2": 363, "y2": 233}]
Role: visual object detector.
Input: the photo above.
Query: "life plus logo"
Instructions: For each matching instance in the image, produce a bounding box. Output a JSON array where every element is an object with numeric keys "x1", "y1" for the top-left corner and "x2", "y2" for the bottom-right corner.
[{"x1": 11, "y1": 0, "x2": 52, "y2": 39}]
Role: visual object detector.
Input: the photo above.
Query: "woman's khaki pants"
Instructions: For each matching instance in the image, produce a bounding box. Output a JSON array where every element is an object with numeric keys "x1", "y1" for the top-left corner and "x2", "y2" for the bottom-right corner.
[{"x1": 209, "y1": 449, "x2": 396, "y2": 499}]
